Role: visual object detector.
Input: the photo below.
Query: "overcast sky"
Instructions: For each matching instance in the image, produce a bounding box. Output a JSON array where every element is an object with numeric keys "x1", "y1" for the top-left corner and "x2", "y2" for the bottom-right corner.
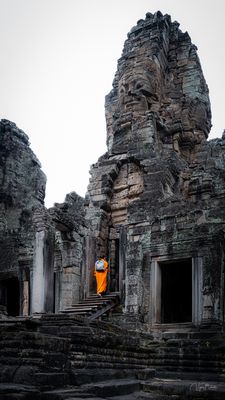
[{"x1": 0, "y1": 0, "x2": 224, "y2": 207}]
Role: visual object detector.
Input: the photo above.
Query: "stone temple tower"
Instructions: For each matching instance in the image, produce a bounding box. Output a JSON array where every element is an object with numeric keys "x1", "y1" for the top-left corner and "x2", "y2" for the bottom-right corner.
[{"x1": 85, "y1": 11, "x2": 225, "y2": 333}]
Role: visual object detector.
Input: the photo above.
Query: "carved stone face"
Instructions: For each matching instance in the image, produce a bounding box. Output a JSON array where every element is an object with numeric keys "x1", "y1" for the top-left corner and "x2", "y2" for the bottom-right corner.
[{"x1": 117, "y1": 63, "x2": 160, "y2": 116}]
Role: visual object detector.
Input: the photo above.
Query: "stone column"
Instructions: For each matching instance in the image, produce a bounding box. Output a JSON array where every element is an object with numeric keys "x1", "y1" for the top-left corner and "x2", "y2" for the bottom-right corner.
[
  {"x1": 31, "y1": 226, "x2": 55, "y2": 314},
  {"x1": 84, "y1": 236, "x2": 96, "y2": 297},
  {"x1": 31, "y1": 231, "x2": 45, "y2": 313},
  {"x1": 119, "y1": 227, "x2": 127, "y2": 303},
  {"x1": 22, "y1": 281, "x2": 29, "y2": 316},
  {"x1": 151, "y1": 259, "x2": 162, "y2": 324},
  {"x1": 192, "y1": 257, "x2": 203, "y2": 325}
]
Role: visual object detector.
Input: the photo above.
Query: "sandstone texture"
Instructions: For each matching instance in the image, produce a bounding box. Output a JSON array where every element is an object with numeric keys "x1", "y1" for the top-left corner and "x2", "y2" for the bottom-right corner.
[
  {"x1": 85, "y1": 11, "x2": 225, "y2": 330},
  {"x1": 0, "y1": 120, "x2": 86, "y2": 317},
  {"x1": 0, "y1": 119, "x2": 46, "y2": 316},
  {"x1": 0, "y1": 9, "x2": 225, "y2": 400}
]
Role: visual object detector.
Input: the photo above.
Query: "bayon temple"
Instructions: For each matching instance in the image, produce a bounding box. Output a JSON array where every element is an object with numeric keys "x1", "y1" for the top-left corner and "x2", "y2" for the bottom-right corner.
[{"x1": 1, "y1": 11, "x2": 225, "y2": 400}]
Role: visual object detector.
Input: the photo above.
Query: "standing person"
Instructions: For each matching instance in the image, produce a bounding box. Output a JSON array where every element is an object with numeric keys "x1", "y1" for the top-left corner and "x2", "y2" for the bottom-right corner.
[{"x1": 94, "y1": 256, "x2": 109, "y2": 296}]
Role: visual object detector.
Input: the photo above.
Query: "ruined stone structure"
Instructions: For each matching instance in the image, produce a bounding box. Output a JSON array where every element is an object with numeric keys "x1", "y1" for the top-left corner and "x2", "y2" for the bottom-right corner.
[
  {"x1": 0, "y1": 11, "x2": 225, "y2": 336},
  {"x1": 0, "y1": 120, "x2": 86, "y2": 318},
  {"x1": 1, "y1": 10, "x2": 225, "y2": 399},
  {"x1": 85, "y1": 11, "x2": 225, "y2": 333}
]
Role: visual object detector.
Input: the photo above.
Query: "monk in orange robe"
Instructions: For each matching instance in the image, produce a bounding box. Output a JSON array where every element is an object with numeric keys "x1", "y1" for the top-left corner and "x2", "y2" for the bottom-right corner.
[{"x1": 94, "y1": 256, "x2": 109, "y2": 296}]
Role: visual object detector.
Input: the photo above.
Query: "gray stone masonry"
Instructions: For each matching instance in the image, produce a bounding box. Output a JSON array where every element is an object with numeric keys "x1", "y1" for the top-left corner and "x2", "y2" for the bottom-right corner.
[{"x1": 85, "y1": 11, "x2": 225, "y2": 332}]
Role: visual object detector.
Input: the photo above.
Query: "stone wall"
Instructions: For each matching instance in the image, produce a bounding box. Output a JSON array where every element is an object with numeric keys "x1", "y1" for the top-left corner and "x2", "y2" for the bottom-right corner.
[
  {"x1": 0, "y1": 11, "x2": 224, "y2": 333},
  {"x1": 0, "y1": 119, "x2": 46, "y2": 316},
  {"x1": 48, "y1": 192, "x2": 87, "y2": 310},
  {"x1": 0, "y1": 120, "x2": 86, "y2": 316},
  {"x1": 85, "y1": 12, "x2": 225, "y2": 331}
]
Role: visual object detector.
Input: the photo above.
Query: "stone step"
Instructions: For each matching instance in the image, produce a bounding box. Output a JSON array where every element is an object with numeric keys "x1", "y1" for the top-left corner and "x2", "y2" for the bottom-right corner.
[
  {"x1": 70, "y1": 344, "x2": 149, "y2": 360},
  {"x1": 161, "y1": 331, "x2": 224, "y2": 340},
  {"x1": 0, "y1": 356, "x2": 45, "y2": 367},
  {"x1": 68, "y1": 335, "x2": 225, "y2": 368},
  {"x1": 153, "y1": 365, "x2": 225, "y2": 374},
  {"x1": 33, "y1": 372, "x2": 71, "y2": 388},
  {"x1": 147, "y1": 359, "x2": 225, "y2": 371},
  {"x1": 41, "y1": 369, "x2": 155, "y2": 398},
  {"x1": 0, "y1": 383, "x2": 40, "y2": 400},
  {"x1": 159, "y1": 337, "x2": 225, "y2": 347},
  {"x1": 61, "y1": 308, "x2": 93, "y2": 313},
  {"x1": 89, "y1": 292, "x2": 120, "y2": 298},
  {"x1": 41, "y1": 388, "x2": 98, "y2": 399},
  {"x1": 71, "y1": 367, "x2": 151, "y2": 386},
  {"x1": 60, "y1": 294, "x2": 119, "y2": 319},
  {"x1": 40, "y1": 325, "x2": 91, "y2": 336},
  {"x1": 0, "y1": 335, "x2": 69, "y2": 351},
  {"x1": 147, "y1": 353, "x2": 225, "y2": 363},
  {"x1": 155, "y1": 370, "x2": 225, "y2": 382},
  {"x1": 71, "y1": 360, "x2": 147, "y2": 369},
  {"x1": 145, "y1": 342, "x2": 225, "y2": 351},
  {"x1": 84, "y1": 378, "x2": 140, "y2": 398},
  {"x1": 40, "y1": 327, "x2": 91, "y2": 337},
  {"x1": 0, "y1": 347, "x2": 46, "y2": 359},
  {"x1": 108, "y1": 393, "x2": 181, "y2": 400},
  {"x1": 68, "y1": 305, "x2": 101, "y2": 311},
  {"x1": 70, "y1": 352, "x2": 225, "y2": 371},
  {"x1": 39, "y1": 314, "x2": 86, "y2": 324},
  {"x1": 148, "y1": 356, "x2": 225, "y2": 366},
  {"x1": 65, "y1": 304, "x2": 99, "y2": 309},
  {"x1": 70, "y1": 345, "x2": 149, "y2": 362},
  {"x1": 44, "y1": 379, "x2": 134, "y2": 398},
  {"x1": 141, "y1": 378, "x2": 225, "y2": 400},
  {"x1": 73, "y1": 300, "x2": 109, "y2": 306},
  {"x1": 143, "y1": 344, "x2": 225, "y2": 355}
]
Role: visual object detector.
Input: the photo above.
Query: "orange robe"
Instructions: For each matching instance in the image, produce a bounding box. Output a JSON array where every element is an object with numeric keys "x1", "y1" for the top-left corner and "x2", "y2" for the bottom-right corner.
[{"x1": 94, "y1": 259, "x2": 109, "y2": 295}]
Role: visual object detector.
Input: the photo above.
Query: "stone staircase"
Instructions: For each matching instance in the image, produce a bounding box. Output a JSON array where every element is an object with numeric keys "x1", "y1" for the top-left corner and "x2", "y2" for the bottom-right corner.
[
  {"x1": 0, "y1": 318, "x2": 72, "y2": 391},
  {"x1": 60, "y1": 292, "x2": 120, "y2": 321},
  {"x1": 1, "y1": 314, "x2": 225, "y2": 399},
  {"x1": 144, "y1": 334, "x2": 225, "y2": 378},
  {"x1": 38, "y1": 314, "x2": 154, "y2": 378}
]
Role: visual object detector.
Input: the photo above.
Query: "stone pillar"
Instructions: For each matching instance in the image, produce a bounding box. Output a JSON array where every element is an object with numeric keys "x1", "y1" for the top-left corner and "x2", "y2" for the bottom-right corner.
[
  {"x1": 22, "y1": 281, "x2": 29, "y2": 316},
  {"x1": 192, "y1": 257, "x2": 203, "y2": 325},
  {"x1": 31, "y1": 230, "x2": 54, "y2": 313},
  {"x1": 43, "y1": 232, "x2": 55, "y2": 313},
  {"x1": 31, "y1": 231, "x2": 45, "y2": 313},
  {"x1": 59, "y1": 266, "x2": 77, "y2": 310},
  {"x1": 151, "y1": 259, "x2": 162, "y2": 324},
  {"x1": 83, "y1": 236, "x2": 96, "y2": 298},
  {"x1": 119, "y1": 227, "x2": 127, "y2": 303},
  {"x1": 54, "y1": 271, "x2": 61, "y2": 313}
]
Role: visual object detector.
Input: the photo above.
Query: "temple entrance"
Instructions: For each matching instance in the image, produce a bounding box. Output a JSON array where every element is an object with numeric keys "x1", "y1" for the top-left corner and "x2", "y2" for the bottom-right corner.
[
  {"x1": 108, "y1": 227, "x2": 127, "y2": 298},
  {"x1": 110, "y1": 239, "x2": 120, "y2": 292},
  {"x1": 160, "y1": 259, "x2": 192, "y2": 323},
  {"x1": 151, "y1": 257, "x2": 199, "y2": 324},
  {"x1": 0, "y1": 277, "x2": 20, "y2": 316}
]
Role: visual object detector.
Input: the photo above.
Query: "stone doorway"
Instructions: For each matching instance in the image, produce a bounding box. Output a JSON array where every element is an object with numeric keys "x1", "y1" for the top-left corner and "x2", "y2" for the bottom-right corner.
[
  {"x1": 151, "y1": 257, "x2": 202, "y2": 325},
  {"x1": 160, "y1": 259, "x2": 192, "y2": 323},
  {"x1": 108, "y1": 228, "x2": 126, "y2": 298},
  {"x1": 109, "y1": 238, "x2": 120, "y2": 292},
  {"x1": 0, "y1": 277, "x2": 20, "y2": 316}
]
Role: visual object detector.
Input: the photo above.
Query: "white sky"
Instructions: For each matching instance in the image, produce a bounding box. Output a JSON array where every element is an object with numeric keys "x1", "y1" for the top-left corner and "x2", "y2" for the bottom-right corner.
[{"x1": 0, "y1": 0, "x2": 224, "y2": 207}]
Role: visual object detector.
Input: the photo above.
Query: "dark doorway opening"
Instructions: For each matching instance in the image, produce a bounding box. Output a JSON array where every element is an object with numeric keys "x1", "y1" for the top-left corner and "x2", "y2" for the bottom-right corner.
[
  {"x1": 0, "y1": 278, "x2": 20, "y2": 316},
  {"x1": 161, "y1": 259, "x2": 192, "y2": 323},
  {"x1": 109, "y1": 239, "x2": 120, "y2": 292},
  {"x1": 114, "y1": 239, "x2": 120, "y2": 292}
]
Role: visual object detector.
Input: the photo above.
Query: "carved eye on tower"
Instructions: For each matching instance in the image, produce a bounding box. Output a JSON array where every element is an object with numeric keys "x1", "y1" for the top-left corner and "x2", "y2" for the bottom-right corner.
[
  {"x1": 135, "y1": 82, "x2": 143, "y2": 91},
  {"x1": 119, "y1": 85, "x2": 125, "y2": 95}
]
